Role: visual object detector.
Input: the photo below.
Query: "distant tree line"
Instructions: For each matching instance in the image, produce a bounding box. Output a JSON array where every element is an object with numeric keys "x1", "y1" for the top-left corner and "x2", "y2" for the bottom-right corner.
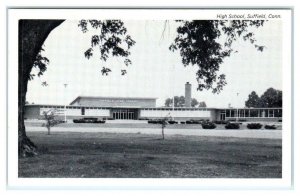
[
  {"x1": 164, "y1": 96, "x2": 207, "y2": 108},
  {"x1": 245, "y1": 88, "x2": 282, "y2": 108}
]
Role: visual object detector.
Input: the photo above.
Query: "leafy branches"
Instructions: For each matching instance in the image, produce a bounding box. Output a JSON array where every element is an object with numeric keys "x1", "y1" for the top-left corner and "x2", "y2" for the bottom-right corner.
[
  {"x1": 29, "y1": 47, "x2": 49, "y2": 81},
  {"x1": 170, "y1": 20, "x2": 265, "y2": 94},
  {"x1": 78, "y1": 20, "x2": 136, "y2": 76},
  {"x1": 42, "y1": 109, "x2": 64, "y2": 135}
]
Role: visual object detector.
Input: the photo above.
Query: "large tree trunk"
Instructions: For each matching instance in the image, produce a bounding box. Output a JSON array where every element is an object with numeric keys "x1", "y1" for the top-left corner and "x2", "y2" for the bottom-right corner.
[{"x1": 18, "y1": 20, "x2": 64, "y2": 157}]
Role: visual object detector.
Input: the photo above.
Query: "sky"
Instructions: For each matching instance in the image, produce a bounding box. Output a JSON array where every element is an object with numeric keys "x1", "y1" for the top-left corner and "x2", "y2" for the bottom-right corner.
[{"x1": 26, "y1": 20, "x2": 282, "y2": 108}]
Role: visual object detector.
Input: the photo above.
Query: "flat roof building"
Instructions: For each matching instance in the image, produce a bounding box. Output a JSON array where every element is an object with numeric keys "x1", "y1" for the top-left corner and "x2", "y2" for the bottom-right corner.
[{"x1": 24, "y1": 82, "x2": 282, "y2": 122}]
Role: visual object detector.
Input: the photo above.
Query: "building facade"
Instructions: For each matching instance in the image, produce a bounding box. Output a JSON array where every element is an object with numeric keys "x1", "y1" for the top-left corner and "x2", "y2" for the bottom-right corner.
[
  {"x1": 24, "y1": 83, "x2": 282, "y2": 122},
  {"x1": 25, "y1": 102, "x2": 282, "y2": 122}
]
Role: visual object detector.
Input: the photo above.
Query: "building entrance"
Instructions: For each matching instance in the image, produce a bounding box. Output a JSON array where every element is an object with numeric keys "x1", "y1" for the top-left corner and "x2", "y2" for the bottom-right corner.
[
  {"x1": 220, "y1": 110, "x2": 226, "y2": 121},
  {"x1": 112, "y1": 109, "x2": 138, "y2": 120}
]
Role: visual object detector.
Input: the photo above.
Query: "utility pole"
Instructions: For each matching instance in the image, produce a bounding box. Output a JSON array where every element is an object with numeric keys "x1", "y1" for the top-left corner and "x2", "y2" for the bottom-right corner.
[
  {"x1": 236, "y1": 92, "x2": 239, "y2": 122},
  {"x1": 64, "y1": 83, "x2": 68, "y2": 123},
  {"x1": 172, "y1": 64, "x2": 175, "y2": 120}
]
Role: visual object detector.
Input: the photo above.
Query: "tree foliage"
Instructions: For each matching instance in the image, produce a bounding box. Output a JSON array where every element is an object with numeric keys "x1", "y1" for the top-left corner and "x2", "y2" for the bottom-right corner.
[
  {"x1": 260, "y1": 88, "x2": 282, "y2": 108},
  {"x1": 31, "y1": 20, "x2": 136, "y2": 84},
  {"x1": 165, "y1": 96, "x2": 185, "y2": 107},
  {"x1": 29, "y1": 47, "x2": 49, "y2": 80},
  {"x1": 164, "y1": 96, "x2": 204, "y2": 107},
  {"x1": 170, "y1": 20, "x2": 265, "y2": 94},
  {"x1": 245, "y1": 91, "x2": 261, "y2": 108},
  {"x1": 78, "y1": 20, "x2": 136, "y2": 75},
  {"x1": 42, "y1": 109, "x2": 64, "y2": 135},
  {"x1": 245, "y1": 88, "x2": 282, "y2": 108},
  {"x1": 198, "y1": 101, "x2": 207, "y2": 108},
  {"x1": 191, "y1": 98, "x2": 199, "y2": 107}
]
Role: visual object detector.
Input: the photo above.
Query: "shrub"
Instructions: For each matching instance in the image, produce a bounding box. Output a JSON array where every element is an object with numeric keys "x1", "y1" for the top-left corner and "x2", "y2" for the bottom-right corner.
[
  {"x1": 265, "y1": 125, "x2": 277, "y2": 129},
  {"x1": 95, "y1": 120, "x2": 106, "y2": 124},
  {"x1": 186, "y1": 119, "x2": 202, "y2": 124},
  {"x1": 201, "y1": 122, "x2": 216, "y2": 129},
  {"x1": 247, "y1": 123, "x2": 262, "y2": 129},
  {"x1": 148, "y1": 120, "x2": 155, "y2": 124},
  {"x1": 225, "y1": 123, "x2": 240, "y2": 129},
  {"x1": 154, "y1": 120, "x2": 161, "y2": 124},
  {"x1": 84, "y1": 118, "x2": 97, "y2": 123},
  {"x1": 73, "y1": 119, "x2": 79, "y2": 123},
  {"x1": 148, "y1": 119, "x2": 165, "y2": 124},
  {"x1": 168, "y1": 120, "x2": 178, "y2": 124},
  {"x1": 185, "y1": 120, "x2": 193, "y2": 124},
  {"x1": 192, "y1": 120, "x2": 202, "y2": 124}
]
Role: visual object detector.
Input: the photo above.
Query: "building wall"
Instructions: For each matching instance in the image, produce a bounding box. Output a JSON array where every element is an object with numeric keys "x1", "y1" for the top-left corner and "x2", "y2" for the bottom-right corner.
[
  {"x1": 40, "y1": 107, "x2": 110, "y2": 117},
  {"x1": 25, "y1": 105, "x2": 111, "y2": 120},
  {"x1": 210, "y1": 110, "x2": 219, "y2": 121},
  {"x1": 140, "y1": 108, "x2": 213, "y2": 120},
  {"x1": 25, "y1": 104, "x2": 282, "y2": 122},
  {"x1": 71, "y1": 97, "x2": 156, "y2": 108},
  {"x1": 225, "y1": 117, "x2": 282, "y2": 122}
]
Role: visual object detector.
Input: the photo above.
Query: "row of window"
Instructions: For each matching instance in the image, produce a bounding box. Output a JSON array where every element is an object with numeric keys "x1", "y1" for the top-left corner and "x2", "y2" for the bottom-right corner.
[
  {"x1": 142, "y1": 108, "x2": 208, "y2": 111},
  {"x1": 223, "y1": 109, "x2": 282, "y2": 118}
]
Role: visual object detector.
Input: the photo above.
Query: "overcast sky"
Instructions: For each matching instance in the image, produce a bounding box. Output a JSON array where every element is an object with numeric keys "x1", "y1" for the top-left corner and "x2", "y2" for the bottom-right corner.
[{"x1": 26, "y1": 20, "x2": 282, "y2": 108}]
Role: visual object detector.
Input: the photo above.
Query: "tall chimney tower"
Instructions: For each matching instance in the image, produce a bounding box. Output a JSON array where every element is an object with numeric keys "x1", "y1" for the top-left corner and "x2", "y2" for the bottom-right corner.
[{"x1": 185, "y1": 82, "x2": 191, "y2": 107}]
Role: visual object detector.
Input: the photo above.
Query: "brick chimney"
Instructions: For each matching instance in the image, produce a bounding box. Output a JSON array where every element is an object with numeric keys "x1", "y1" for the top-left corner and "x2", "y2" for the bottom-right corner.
[{"x1": 185, "y1": 82, "x2": 191, "y2": 107}]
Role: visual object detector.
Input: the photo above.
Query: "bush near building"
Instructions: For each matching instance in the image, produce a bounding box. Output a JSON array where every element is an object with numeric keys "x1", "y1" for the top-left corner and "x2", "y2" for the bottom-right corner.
[
  {"x1": 186, "y1": 120, "x2": 201, "y2": 124},
  {"x1": 73, "y1": 118, "x2": 105, "y2": 123},
  {"x1": 247, "y1": 123, "x2": 262, "y2": 129},
  {"x1": 201, "y1": 122, "x2": 216, "y2": 129},
  {"x1": 265, "y1": 125, "x2": 277, "y2": 130},
  {"x1": 148, "y1": 119, "x2": 179, "y2": 125},
  {"x1": 148, "y1": 119, "x2": 164, "y2": 124},
  {"x1": 168, "y1": 120, "x2": 178, "y2": 124},
  {"x1": 225, "y1": 122, "x2": 240, "y2": 129}
]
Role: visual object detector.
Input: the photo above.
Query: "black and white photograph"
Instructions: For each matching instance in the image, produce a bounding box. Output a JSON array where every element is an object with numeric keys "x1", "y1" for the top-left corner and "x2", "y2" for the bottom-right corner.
[{"x1": 5, "y1": 7, "x2": 293, "y2": 190}]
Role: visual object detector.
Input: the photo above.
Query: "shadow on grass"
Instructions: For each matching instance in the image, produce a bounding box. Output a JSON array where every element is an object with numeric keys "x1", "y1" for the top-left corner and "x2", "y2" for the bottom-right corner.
[{"x1": 19, "y1": 132, "x2": 282, "y2": 178}]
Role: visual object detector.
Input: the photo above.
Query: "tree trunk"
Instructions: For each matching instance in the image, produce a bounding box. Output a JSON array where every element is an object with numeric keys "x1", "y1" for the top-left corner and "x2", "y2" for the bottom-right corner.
[
  {"x1": 18, "y1": 20, "x2": 64, "y2": 157},
  {"x1": 47, "y1": 127, "x2": 51, "y2": 135}
]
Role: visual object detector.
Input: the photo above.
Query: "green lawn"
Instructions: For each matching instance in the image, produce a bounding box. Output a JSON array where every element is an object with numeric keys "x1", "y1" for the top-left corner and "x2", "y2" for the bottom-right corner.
[{"x1": 19, "y1": 131, "x2": 282, "y2": 178}]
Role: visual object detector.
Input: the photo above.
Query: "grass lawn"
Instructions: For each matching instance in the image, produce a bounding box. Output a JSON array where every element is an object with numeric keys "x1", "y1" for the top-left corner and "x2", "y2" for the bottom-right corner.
[{"x1": 19, "y1": 131, "x2": 282, "y2": 178}]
